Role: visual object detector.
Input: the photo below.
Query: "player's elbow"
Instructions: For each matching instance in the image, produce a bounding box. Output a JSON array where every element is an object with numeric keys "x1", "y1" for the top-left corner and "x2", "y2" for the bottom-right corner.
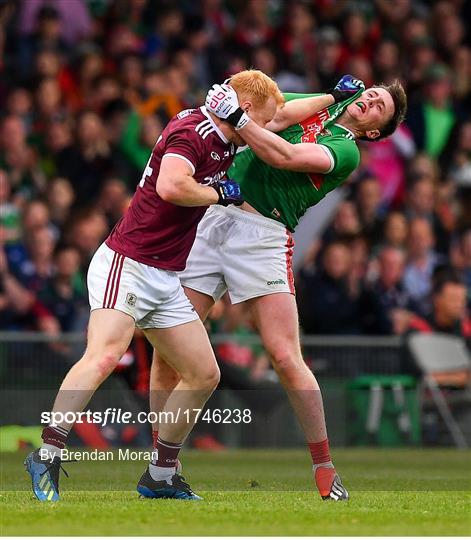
[
  {"x1": 268, "y1": 154, "x2": 293, "y2": 170},
  {"x1": 156, "y1": 177, "x2": 187, "y2": 204},
  {"x1": 157, "y1": 184, "x2": 180, "y2": 203}
]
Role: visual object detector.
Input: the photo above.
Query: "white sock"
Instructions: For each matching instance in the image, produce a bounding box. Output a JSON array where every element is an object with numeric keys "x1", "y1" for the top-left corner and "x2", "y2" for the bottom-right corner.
[
  {"x1": 312, "y1": 460, "x2": 334, "y2": 472},
  {"x1": 148, "y1": 463, "x2": 175, "y2": 482}
]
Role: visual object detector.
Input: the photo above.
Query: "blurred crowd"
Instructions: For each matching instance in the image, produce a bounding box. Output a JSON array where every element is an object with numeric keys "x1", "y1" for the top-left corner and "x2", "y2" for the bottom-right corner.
[{"x1": 0, "y1": 0, "x2": 470, "y2": 354}]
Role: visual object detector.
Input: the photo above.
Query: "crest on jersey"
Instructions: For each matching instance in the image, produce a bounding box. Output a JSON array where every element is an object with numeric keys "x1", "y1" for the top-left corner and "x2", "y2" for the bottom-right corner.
[{"x1": 211, "y1": 151, "x2": 220, "y2": 161}]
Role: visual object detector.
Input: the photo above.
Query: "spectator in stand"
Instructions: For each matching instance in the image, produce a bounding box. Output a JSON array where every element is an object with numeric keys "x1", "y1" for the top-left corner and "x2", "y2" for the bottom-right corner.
[
  {"x1": 0, "y1": 169, "x2": 21, "y2": 244},
  {"x1": 18, "y1": 0, "x2": 92, "y2": 47},
  {"x1": 0, "y1": 243, "x2": 56, "y2": 332},
  {"x1": 0, "y1": 115, "x2": 45, "y2": 202},
  {"x1": 381, "y1": 211, "x2": 409, "y2": 252},
  {"x1": 355, "y1": 175, "x2": 384, "y2": 247},
  {"x1": 363, "y1": 246, "x2": 417, "y2": 335},
  {"x1": 451, "y1": 45, "x2": 471, "y2": 102},
  {"x1": 232, "y1": 0, "x2": 274, "y2": 52},
  {"x1": 405, "y1": 36, "x2": 437, "y2": 101},
  {"x1": 8, "y1": 226, "x2": 56, "y2": 294},
  {"x1": 46, "y1": 177, "x2": 75, "y2": 233},
  {"x1": 315, "y1": 26, "x2": 342, "y2": 91},
  {"x1": 277, "y1": 2, "x2": 317, "y2": 90},
  {"x1": 432, "y1": 3, "x2": 465, "y2": 65},
  {"x1": 338, "y1": 11, "x2": 377, "y2": 71},
  {"x1": 407, "y1": 63, "x2": 457, "y2": 160},
  {"x1": 16, "y1": 5, "x2": 70, "y2": 82},
  {"x1": 403, "y1": 217, "x2": 445, "y2": 316},
  {"x1": 408, "y1": 273, "x2": 470, "y2": 339},
  {"x1": 6, "y1": 87, "x2": 33, "y2": 133},
  {"x1": 297, "y1": 241, "x2": 362, "y2": 335},
  {"x1": 442, "y1": 120, "x2": 471, "y2": 190},
  {"x1": 56, "y1": 111, "x2": 116, "y2": 207},
  {"x1": 120, "y1": 109, "x2": 163, "y2": 179},
  {"x1": 373, "y1": 39, "x2": 401, "y2": 85},
  {"x1": 97, "y1": 178, "x2": 130, "y2": 229},
  {"x1": 405, "y1": 176, "x2": 450, "y2": 255},
  {"x1": 64, "y1": 208, "x2": 108, "y2": 269},
  {"x1": 322, "y1": 200, "x2": 362, "y2": 243},
  {"x1": 38, "y1": 245, "x2": 87, "y2": 332},
  {"x1": 450, "y1": 228, "x2": 471, "y2": 308}
]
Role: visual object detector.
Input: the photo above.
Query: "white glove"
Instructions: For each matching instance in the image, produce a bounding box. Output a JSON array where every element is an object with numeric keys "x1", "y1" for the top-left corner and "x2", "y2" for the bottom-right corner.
[{"x1": 205, "y1": 83, "x2": 250, "y2": 130}]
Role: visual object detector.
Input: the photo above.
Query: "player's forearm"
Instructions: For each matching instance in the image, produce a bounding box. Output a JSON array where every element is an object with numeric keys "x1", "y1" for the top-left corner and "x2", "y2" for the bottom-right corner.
[
  {"x1": 269, "y1": 94, "x2": 334, "y2": 132},
  {"x1": 157, "y1": 175, "x2": 219, "y2": 207},
  {"x1": 237, "y1": 122, "x2": 295, "y2": 169}
]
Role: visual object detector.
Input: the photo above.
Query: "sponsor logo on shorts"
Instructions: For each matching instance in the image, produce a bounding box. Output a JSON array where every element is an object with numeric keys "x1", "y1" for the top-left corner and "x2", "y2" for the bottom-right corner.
[
  {"x1": 266, "y1": 279, "x2": 286, "y2": 286},
  {"x1": 126, "y1": 293, "x2": 137, "y2": 307}
]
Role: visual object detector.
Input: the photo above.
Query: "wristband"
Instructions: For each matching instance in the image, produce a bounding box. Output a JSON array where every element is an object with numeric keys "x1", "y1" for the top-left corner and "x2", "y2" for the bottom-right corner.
[{"x1": 226, "y1": 108, "x2": 250, "y2": 130}]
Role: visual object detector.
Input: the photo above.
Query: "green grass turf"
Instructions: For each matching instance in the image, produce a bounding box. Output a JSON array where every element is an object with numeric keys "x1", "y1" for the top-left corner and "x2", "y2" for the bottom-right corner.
[{"x1": 1, "y1": 448, "x2": 470, "y2": 536}]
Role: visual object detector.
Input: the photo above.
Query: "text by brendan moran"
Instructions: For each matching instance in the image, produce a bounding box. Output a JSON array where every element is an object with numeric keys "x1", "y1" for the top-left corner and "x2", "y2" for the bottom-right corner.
[{"x1": 39, "y1": 448, "x2": 156, "y2": 463}]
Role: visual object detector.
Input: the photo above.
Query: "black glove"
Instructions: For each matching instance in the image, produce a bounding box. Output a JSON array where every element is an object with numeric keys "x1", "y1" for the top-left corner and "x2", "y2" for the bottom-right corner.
[
  {"x1": 212, "y1": 179, "x2": 244, "y2": 206},
  {"x1": 329, "y1": 74, "x2": 365, "y2": 103}
]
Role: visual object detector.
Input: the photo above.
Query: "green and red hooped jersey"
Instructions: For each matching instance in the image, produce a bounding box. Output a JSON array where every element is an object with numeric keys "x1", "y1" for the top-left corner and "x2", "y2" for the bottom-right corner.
[{"x1": 228, "y1": 92, "x2": 362, "y2": 232}]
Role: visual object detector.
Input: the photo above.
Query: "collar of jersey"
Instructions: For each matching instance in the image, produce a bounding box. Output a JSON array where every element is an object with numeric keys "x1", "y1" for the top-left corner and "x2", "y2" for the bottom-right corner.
[
  {"x1": 200, "y1": 106, "x2": 229, "y2": 144},
  {"x1": 333, "y1": 123, "x2": 355, "y2": 140}
]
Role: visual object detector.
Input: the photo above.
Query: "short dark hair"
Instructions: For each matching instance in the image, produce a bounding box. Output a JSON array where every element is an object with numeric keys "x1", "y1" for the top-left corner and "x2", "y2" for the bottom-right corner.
[
  {"x1": 432, "y1": 268, "x2": 465, "y2": 296},
  {"x1": 377, "y1": 80, "x2": 407, "y2": 140},
  {"x1": 360, "y1": 79, "x2": 407, "y2": 142}
]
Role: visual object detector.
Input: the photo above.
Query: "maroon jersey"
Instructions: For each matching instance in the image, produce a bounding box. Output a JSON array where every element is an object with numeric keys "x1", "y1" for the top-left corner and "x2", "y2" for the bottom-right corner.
[{"x1": 106, "y1": 107, "x2": 236, "y2": 271}]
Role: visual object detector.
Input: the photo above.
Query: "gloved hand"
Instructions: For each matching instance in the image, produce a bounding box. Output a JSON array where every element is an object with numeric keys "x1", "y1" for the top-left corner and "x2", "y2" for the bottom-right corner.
[
  {"x1": 205, "y1": 83, "x2": 250, "y2": 130},
  {"x1": 212, "y1": 178, "x2": 244, "y2": 206},
  {"x1": 329, "y1": 75, "x2": 365, "y2": 103}
]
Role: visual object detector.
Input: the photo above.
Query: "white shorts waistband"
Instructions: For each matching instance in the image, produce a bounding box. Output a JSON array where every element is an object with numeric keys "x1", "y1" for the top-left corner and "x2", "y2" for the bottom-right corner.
[{"x1": 210, "y1": 204, "x2": 287, "y2": 232}]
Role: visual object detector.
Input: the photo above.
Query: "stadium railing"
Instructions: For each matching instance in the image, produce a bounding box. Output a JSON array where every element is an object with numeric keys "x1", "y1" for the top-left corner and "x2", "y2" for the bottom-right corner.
[{"x1": 0, "y1": 331, "x2": 421, "y2": 448}]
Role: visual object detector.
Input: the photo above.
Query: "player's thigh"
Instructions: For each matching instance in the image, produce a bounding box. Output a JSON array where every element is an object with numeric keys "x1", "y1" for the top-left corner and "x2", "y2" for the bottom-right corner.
[
  {"x1": 248, "y1": 293, "x2": 302, "y2": 359},
  {"x1": 150, "y1": 287, "x2": 214, "y2": 387},
  {"x1": 178, "y1": 208, "x2": 228, "y2": 303},
  {"x1": 145, "y1": 319, "x2": 219, "y2": 386},
  {"x1": 222, "y1": 213, "x2": 295, "y2": 304},
  {"x1": 183, "y1": 287, "x2": 215, "y2": 321},
  {"x1": 85, "y1": 308, "x2": 135, "y2": 358}
]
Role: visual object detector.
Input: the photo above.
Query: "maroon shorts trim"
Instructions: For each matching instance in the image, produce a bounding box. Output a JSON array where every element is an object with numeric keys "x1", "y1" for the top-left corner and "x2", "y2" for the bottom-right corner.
[{"x1": 103, "y1": 252, "x2": 125, "y2": 308}]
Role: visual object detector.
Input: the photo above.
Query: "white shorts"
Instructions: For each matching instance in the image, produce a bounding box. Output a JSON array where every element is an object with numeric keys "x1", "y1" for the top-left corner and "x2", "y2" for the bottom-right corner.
[
  {"x1": 87, "y1": 243, "x2": 199, "y2": 329},
  {"x1": 179, "y1": 205, "x2": 295, "y2": 304}
]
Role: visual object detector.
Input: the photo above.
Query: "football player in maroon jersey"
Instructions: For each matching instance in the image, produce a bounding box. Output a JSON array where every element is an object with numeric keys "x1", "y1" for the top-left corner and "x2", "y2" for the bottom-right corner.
[{"x1": 25, "y1": 70, "x2": 284, "y2": 502}]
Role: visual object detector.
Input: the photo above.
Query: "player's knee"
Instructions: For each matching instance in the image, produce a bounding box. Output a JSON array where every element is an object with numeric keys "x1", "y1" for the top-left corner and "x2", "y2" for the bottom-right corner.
[
  {"x1": 270, "y1": 346, "x2": 304, "y2": 379},
  {"x1": 187, "y1": 363, "x2": 220, "y2": 390},
  {"x1": 82, "y1": 349, "x2": 121, "y2": 379}
]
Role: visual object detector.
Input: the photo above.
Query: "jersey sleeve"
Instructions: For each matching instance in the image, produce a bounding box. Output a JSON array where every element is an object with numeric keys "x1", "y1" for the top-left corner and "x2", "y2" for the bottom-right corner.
[
  {"x1": 320, "y1": 136, "x2": 360, "y2": 182},
  {"x1": 283, "y1": 92, "x2": 324, "y2": 102},
  {"x1": 162, "y1": 126, "x2": 205, "y2": 175}
]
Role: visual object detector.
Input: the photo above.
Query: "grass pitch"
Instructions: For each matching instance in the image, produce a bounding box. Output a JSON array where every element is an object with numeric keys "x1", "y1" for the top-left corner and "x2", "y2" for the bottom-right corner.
[{"x1": 1, "y1": 448, "x2": 470, "y2": 536}]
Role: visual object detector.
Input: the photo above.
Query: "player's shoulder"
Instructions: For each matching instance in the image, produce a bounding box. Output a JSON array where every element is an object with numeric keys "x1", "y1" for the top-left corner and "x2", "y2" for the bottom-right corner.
[
  {"x1": 166, "y1": 107, "x2": 204, "y2": 132},
  {"x1": 169, "y1": 107, "x2": 219, "y2": 141},
  {"x1": 320, "y1": 132, "x2": 360, "y2": 174}
]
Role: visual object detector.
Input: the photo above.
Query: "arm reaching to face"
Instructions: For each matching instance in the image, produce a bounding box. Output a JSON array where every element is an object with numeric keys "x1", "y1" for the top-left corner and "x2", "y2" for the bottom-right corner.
[
  {"x1": 205, "y1": 83, "x2": 351, "y2": 173},
  {"x1": 205, "y1": 75, "x2": 364, "y2": 134},
  {"x1": 266, "y1": 75, "x2": 365, "y2": 132}
]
